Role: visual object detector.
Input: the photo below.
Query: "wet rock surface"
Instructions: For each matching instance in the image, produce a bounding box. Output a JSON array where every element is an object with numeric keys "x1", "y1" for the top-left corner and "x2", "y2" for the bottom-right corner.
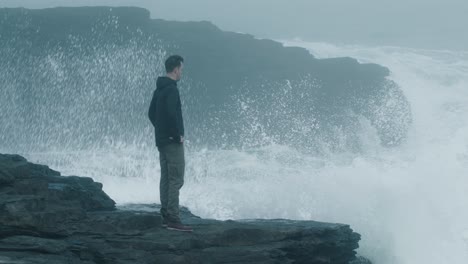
[{"x1": 0, "y1": 153, "x2": 363, "y2": 263}]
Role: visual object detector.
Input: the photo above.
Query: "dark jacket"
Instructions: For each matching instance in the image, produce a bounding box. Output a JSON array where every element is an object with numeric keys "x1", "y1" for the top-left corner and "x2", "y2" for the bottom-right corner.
[{"x1": 148, "y1": 76, "x2": 184, "y2": 148}]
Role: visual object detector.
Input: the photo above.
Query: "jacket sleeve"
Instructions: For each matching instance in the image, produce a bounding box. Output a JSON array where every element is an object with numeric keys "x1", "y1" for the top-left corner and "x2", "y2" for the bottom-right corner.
[
  {"x1": 148, "y1": 91, "x2": 157, "y2": 127},
  {"x1": 166, "y1": 87, "x2": 185, "y2": 137}
]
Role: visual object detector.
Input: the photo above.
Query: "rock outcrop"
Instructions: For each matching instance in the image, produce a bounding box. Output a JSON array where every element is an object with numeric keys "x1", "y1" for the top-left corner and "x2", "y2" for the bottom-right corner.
[
  {"x1": 0, "y1": 7, "x2": 411, "y2": 152},
  {"x1": 0, "y1": 153, "x2": 363, "y2": 263}
]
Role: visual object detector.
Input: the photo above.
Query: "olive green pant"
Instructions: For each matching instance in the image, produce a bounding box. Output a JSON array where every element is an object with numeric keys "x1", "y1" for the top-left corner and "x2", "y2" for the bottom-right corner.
[{"x1": 158, "y1": 143, "x2": 185, "y2": 224}]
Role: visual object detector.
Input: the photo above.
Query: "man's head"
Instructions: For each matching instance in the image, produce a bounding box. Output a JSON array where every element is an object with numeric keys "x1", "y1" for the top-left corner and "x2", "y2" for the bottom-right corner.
[{"x1": 165, "y1": 55, "x2": 184, "y2": 81}]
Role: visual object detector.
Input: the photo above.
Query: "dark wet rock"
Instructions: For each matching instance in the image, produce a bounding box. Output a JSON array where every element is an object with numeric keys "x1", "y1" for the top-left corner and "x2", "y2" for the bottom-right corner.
[
  {"x1": 0, "y1": 154, "x2": 115, "y2": 235},
  {"x1": 0, "y1": 7, "x2": 411, "y2": 152},
  {"x1": 0, "y1": 153, "x2": 364, "y2": 263},
  {"x1": 350, "y1": 256, "x2": 373, "y2": 264}
]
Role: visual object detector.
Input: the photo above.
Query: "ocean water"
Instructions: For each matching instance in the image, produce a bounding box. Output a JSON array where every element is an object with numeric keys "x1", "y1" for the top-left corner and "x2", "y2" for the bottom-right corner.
[
  {"x1": 3, "y1": 41, "x2": 468, "y2": 263},
  {"x1": 280, "y1": 41, "x2": 468, "y2": 263}
]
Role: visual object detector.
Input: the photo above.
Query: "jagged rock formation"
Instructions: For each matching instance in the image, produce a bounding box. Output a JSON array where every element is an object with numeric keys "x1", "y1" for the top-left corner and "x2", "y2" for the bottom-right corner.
[{"x1": 0, "y1": 7, "x2": 411, "y2": 152}]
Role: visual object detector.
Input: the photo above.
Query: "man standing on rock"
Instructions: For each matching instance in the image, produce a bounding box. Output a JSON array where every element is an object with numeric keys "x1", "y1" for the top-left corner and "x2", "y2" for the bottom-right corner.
[{"x1": 148, "y1": 55, "x2": 192, "y2": 232}]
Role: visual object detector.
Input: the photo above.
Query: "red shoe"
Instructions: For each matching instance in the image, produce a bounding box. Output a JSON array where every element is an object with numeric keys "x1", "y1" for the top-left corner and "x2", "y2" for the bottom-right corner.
[{"x1": 166, "y1": 223, "x2": 193, "y2": 232}]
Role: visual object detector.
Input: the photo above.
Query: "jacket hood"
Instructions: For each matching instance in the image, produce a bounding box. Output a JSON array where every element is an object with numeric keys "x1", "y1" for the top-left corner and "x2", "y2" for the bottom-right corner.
[{"x1": 156, "y1": 76, "x2": 177, "y2": 90}]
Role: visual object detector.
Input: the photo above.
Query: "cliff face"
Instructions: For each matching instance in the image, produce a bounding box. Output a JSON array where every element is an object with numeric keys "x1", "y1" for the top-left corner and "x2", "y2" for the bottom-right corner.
[
  {"x1": 0, "y1": 153, "x2": 363, "y2": 264},
  {"x1": 0, "y1": 7, "x2": 411, "y2": 152}
]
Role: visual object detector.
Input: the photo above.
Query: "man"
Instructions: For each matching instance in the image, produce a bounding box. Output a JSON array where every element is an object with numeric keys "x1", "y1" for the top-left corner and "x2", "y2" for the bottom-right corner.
[{"x1": 148, "y1": 55, "x2": 192, "y2": 232}]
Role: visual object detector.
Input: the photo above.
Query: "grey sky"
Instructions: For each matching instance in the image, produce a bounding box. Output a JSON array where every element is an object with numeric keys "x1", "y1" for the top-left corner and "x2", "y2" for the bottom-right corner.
[{"x1": 1, "y1": 0, "x2": 467, "y2": 49}]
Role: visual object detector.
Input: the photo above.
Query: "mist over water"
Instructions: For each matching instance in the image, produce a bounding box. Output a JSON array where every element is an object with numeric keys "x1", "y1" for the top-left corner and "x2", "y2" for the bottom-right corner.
[{"x1": 2, "y1": 39, "x2": 468, "y2": 263}]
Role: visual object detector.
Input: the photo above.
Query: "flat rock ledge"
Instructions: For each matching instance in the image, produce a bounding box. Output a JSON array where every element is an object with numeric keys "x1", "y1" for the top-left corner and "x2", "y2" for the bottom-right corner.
[{"x1": 0, "y1": 153, "x2": 366, "y2": 264}]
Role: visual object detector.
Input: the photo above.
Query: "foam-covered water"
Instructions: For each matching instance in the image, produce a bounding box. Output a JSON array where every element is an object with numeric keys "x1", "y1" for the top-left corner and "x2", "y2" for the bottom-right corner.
[{"x1": 4, "y1": 41, "x2": 468, "y2": 263}]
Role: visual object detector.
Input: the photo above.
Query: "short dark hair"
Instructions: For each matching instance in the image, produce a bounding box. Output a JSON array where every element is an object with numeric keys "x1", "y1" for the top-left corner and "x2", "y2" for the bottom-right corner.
[{"x1": 165, "y1": 55, "x2": 184, "y2": 73}]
